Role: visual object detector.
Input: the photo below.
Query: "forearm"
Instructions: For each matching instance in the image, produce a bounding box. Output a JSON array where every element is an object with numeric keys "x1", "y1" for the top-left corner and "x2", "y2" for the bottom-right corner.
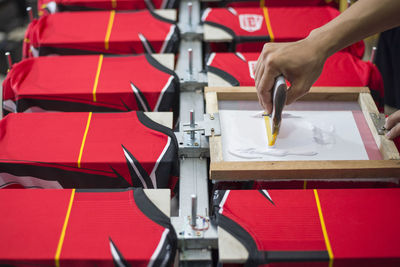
[{"x1": 307, "y1": 0, "x2": 400, "y2": 58}]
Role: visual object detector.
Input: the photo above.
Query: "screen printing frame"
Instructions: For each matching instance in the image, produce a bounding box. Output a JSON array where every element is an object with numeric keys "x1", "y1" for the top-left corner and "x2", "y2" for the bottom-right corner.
[{"x1": 205, "y1": 86, "x2": 400, "y2": 180}]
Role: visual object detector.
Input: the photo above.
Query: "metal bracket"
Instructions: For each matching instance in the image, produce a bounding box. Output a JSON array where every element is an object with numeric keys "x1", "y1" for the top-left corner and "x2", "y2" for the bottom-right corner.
[
  {"x1": 370, "y1": 113, "x2": 387, "y2": 135},
  {"x1": 176, "y1": 40, "x2": 208, "y2": 91},
  {"x1": 181, "y1": 113, "x2": 221, "y2": 137},
  {"x1": 176, "y1": 112, "x2": 220, "y2": 158}
]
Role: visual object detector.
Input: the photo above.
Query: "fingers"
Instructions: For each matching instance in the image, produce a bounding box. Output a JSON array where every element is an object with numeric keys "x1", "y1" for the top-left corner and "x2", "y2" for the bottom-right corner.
[
  {"x1": 385, "y1": 110, "x2": 400, "y2": 130},
  {"x1": 257, "y1": 68, "x2": 278, "y2": 114},
  {"x1": 255, "y1": 61, "x2": 265, "y2": 89},
  {"x1": 386, "y1": 123, "x2": 400, "y2": 140},
  {"x1": 385, "y1": 110, "x2": 400, "y2": 140},
  {"x1": 285, "y1": 82, "x2": 309, "y2": 105}
]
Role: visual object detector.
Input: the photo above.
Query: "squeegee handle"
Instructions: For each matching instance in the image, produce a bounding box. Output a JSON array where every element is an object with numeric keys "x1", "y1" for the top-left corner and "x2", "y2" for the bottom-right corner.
[{"x1": 271, "y1": 75, "x2": 287, "y2": 123}]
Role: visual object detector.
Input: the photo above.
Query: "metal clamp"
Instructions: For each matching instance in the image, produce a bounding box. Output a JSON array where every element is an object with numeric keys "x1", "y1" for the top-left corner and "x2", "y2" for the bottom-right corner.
[
  {"x1": 370, "y1": 113, "x2": 387, "y2": 135},
  {"x1": 181, "y1": 112, "x2": 221, "y2": 137}
]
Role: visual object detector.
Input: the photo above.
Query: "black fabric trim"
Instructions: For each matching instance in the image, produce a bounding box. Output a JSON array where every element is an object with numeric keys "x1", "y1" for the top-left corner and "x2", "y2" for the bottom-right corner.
[
  {"x1": 234, "y1": 52, "x2": 247, "y2": 62},
  {"x1": 139, "y1": 33, "x2": 156, "y2": 54},
  {"x1": 212, "y1": 190, "x2": 227, "y2": 220},
  {"x1": 156, "y1": 77, "x2": 179, "y2": 114},
  {"x1": 119, "y1": 98, "x2": 131, "y2": 111},
  {"x1": 207, "y1": 66, "x2": 240, "y2": 86},
  {"x1": 218, "y1": 213, "x2": 330, "y2": 266},
  {"x1": 145, "y1": 0, "x2": 155, "y2": 10},
  {"x1": 133, "y1": 188, "x2": 177, "y2": 266},
  {"x1": 122, "y1": 144, "x2": 154, "y2": 189},
  {"x1": 203, "y1": 21, "x2": 236, "y2": 40},
  {"x1": 145, "y1": 53, "x2": 177, "y2": 77},
  {"x1": 218, "y1": 214, "x2": 259, "y2": 266},
  {"x1": 109, "y1": 238, "x2": 131, "y2": 267},
  {"x1": 136, "y1": 111, "x2": 179, "y2": 179},
  {"x1": 259, "y1": 190, "x2": 275, "y2": 206},
  {"x1": 167, "y1": 25, "x2": 181, "y2": 54},
  {"x1": 0, "y1": 162, "x2": 131, "y2": 189},
  {"x1": 203, "y1": 20, "x2": 270, "y2": 52},
  {"x1": 38, "y1": 46, "x2": 117, "y2": 57},
  {"x1": 145, "y1": 53, "x2": 180, "y2": 117},
  {"x1": 130, "y1": 81, "x2": 151, "y2": 111},
  {"x1": 134, "y1": 188, "x2": 171, "y2": 232},
  {"x1": 261, "y1": 250, "x2": 329, "y2": 263},
  {"x1": 16, "y1": 98, "x2": 126, "y2": 113},
  {"x1": 148, "y1": 9, "x2": 176, "y2": 25},
  {"x1": 166, "y1": 0, "x2": 179, "y2": 8}
]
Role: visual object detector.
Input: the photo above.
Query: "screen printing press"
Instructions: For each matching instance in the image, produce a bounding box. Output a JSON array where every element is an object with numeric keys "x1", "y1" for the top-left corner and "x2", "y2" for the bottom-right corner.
[{"x1": 1, "y1": 0, "x2": 400, "y2": 266}]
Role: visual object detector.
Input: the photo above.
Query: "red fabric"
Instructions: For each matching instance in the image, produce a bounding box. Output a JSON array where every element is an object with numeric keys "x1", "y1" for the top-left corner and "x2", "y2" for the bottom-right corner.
[
  {"x1": 3, "y1": 55, "x2": 177, "y2": 112},
  {"x1": 222, "y1": 190, "x2": 327, "y2": 251},
  {"x1": 318, "y1": 189, "x2": 400, "y2": 266},
  {"x1": 0, "y1": 112, "x2": 176, "y2": 188},
  {"x1": 0, "y1": 189, "x2": 174, "y2": 266},
  {"x1": 38, "y1": 0, "x2": 167, "y2": 13},
  {"x1": 203, "y1": 7, "x2": 364, "y2": 57},
  {"x1": 219, "y1": 189, "x2": 400, "y2": 266},
  {"x1": 61, "y1": 190, "x2": 167, "y2": 266},
  {"x1": 0, "y1": 189, "x2": 72, "y2": 266},
  {"x1": 207, "y1": 52, "x2": 383, "y2": 108},
  {"x1": 23, "y1": 10, "x2": 177, "y2": 58},
  {"x1": 219, "y1": 0, "x2": 338, "y2": 8}
]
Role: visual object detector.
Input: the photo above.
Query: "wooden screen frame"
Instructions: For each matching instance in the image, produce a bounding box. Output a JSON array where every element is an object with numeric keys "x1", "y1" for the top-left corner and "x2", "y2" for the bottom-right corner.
[{"x1": 205, "y1": 86, "x2": 400, "y2": 180}]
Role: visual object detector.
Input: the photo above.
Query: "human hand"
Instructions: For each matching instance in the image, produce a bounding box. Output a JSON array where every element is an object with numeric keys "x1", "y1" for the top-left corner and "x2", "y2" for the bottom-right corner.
[
  {"x1": 385, "y1": 110, "x2": 400, "y2": 140},
  {"x1": 254, "y1": 37, "x2": 327, "y2": 114}
]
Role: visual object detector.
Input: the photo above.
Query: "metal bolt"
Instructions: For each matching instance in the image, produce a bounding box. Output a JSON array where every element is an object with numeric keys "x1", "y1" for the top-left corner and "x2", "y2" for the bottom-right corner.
[
  {"x1": 188, "y1": 48, "x2": 193, "y2": 75},
  {"x1": 5, "y1": 52, "x2": 12, "y2": 71},
  {"x1": 188, "y1": 2, "x2": 193, "y2": 26},
  {"x1": 210, "y1": 113, "x2": 215, "y2": 120},
  {"x1": 191, "y1": 194, "x2": 197, "y2": 227},
  {"x1": 27, "y1": 7, "x2": 34, "y2": 22},
  {"x1": 370, "y1": 46, "x2": 377, "y2": 63},
  {"x1": 190, "y1": 109, "x2": 195, "y2": 140},
  {"x1": 194, "y1": 142, "x2": 199, "y2": 146}
]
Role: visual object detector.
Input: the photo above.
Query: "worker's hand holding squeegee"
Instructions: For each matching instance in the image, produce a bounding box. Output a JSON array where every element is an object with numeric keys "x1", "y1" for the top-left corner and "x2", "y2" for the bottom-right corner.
[
  {"x1": 254, "y1": 39, "x2": 325, "y2": 115},
  {"x1": 263, "y1": 76, "x2": 287, "y2": 146},
  {"x1": 255, "y1": 0, "x2": 400, "y2": 139}
]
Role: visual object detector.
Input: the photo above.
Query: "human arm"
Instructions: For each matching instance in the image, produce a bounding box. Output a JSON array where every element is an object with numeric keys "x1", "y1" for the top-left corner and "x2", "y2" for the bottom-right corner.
[{"x1": 255, "y1": 0, "x2": 400, "y2": 114}]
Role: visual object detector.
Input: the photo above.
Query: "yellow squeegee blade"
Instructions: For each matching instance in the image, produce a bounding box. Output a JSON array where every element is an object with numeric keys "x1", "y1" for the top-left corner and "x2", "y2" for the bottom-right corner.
[{"x1": 264, "y1": 114, "x2": 277, "y2": 146}]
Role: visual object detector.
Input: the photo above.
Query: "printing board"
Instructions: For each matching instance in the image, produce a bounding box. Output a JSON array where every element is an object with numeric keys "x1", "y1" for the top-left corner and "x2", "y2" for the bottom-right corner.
[{"x1": 205, "y1": 87, "x2": 400, "y2": 180}]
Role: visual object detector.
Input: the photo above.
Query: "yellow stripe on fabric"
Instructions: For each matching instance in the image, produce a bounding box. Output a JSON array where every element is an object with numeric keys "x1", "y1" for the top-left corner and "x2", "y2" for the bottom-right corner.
[
  {"x1": 92, "y1": 54, "x2": 104, "y2": 102},
  {"x1": 77, "y1": 112, "x2": 93, "y2": 168},
  {"x1": 264, "y1": 115, "x2": 273, "y2": 147},
  {"x1": 105, "y1": 10, "x2": 115, "y2": 50},
  {"x1": 339, "y1": 0, "x2": 347, "y2": 12},
  {"x1": 303, "y1": 180, "x2": 307, "y2": 190},
  {"x1": 263, "y1": 8, "x2": 275, "y2": 42},
  {"x1": 314, "y1": 189, "x2": 334, "y2": 267},
  {"x1": 111, "y1": 0, "x2": 117, "y2": 9},
  {"x1": 55, "y1": 189, "x2": 75, "y2": 267},
  {"x1": 260, "y1": 0, "x2": 265, "y2": 8}
]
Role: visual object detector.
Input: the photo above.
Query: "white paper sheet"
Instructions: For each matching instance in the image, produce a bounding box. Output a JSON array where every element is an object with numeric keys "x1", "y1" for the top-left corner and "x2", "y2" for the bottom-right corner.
[{"x1": 220, "y1": 110, "x2": 369, "y2": 161}]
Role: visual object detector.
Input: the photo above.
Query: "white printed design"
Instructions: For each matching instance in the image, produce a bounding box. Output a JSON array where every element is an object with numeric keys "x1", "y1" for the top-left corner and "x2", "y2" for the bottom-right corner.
[
  {"x1": 239, "y1": 14, "x2": 263, "y2": 32},
  {"x1": 248, "y1": 61, "x2": 257, "y2": 79}
]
